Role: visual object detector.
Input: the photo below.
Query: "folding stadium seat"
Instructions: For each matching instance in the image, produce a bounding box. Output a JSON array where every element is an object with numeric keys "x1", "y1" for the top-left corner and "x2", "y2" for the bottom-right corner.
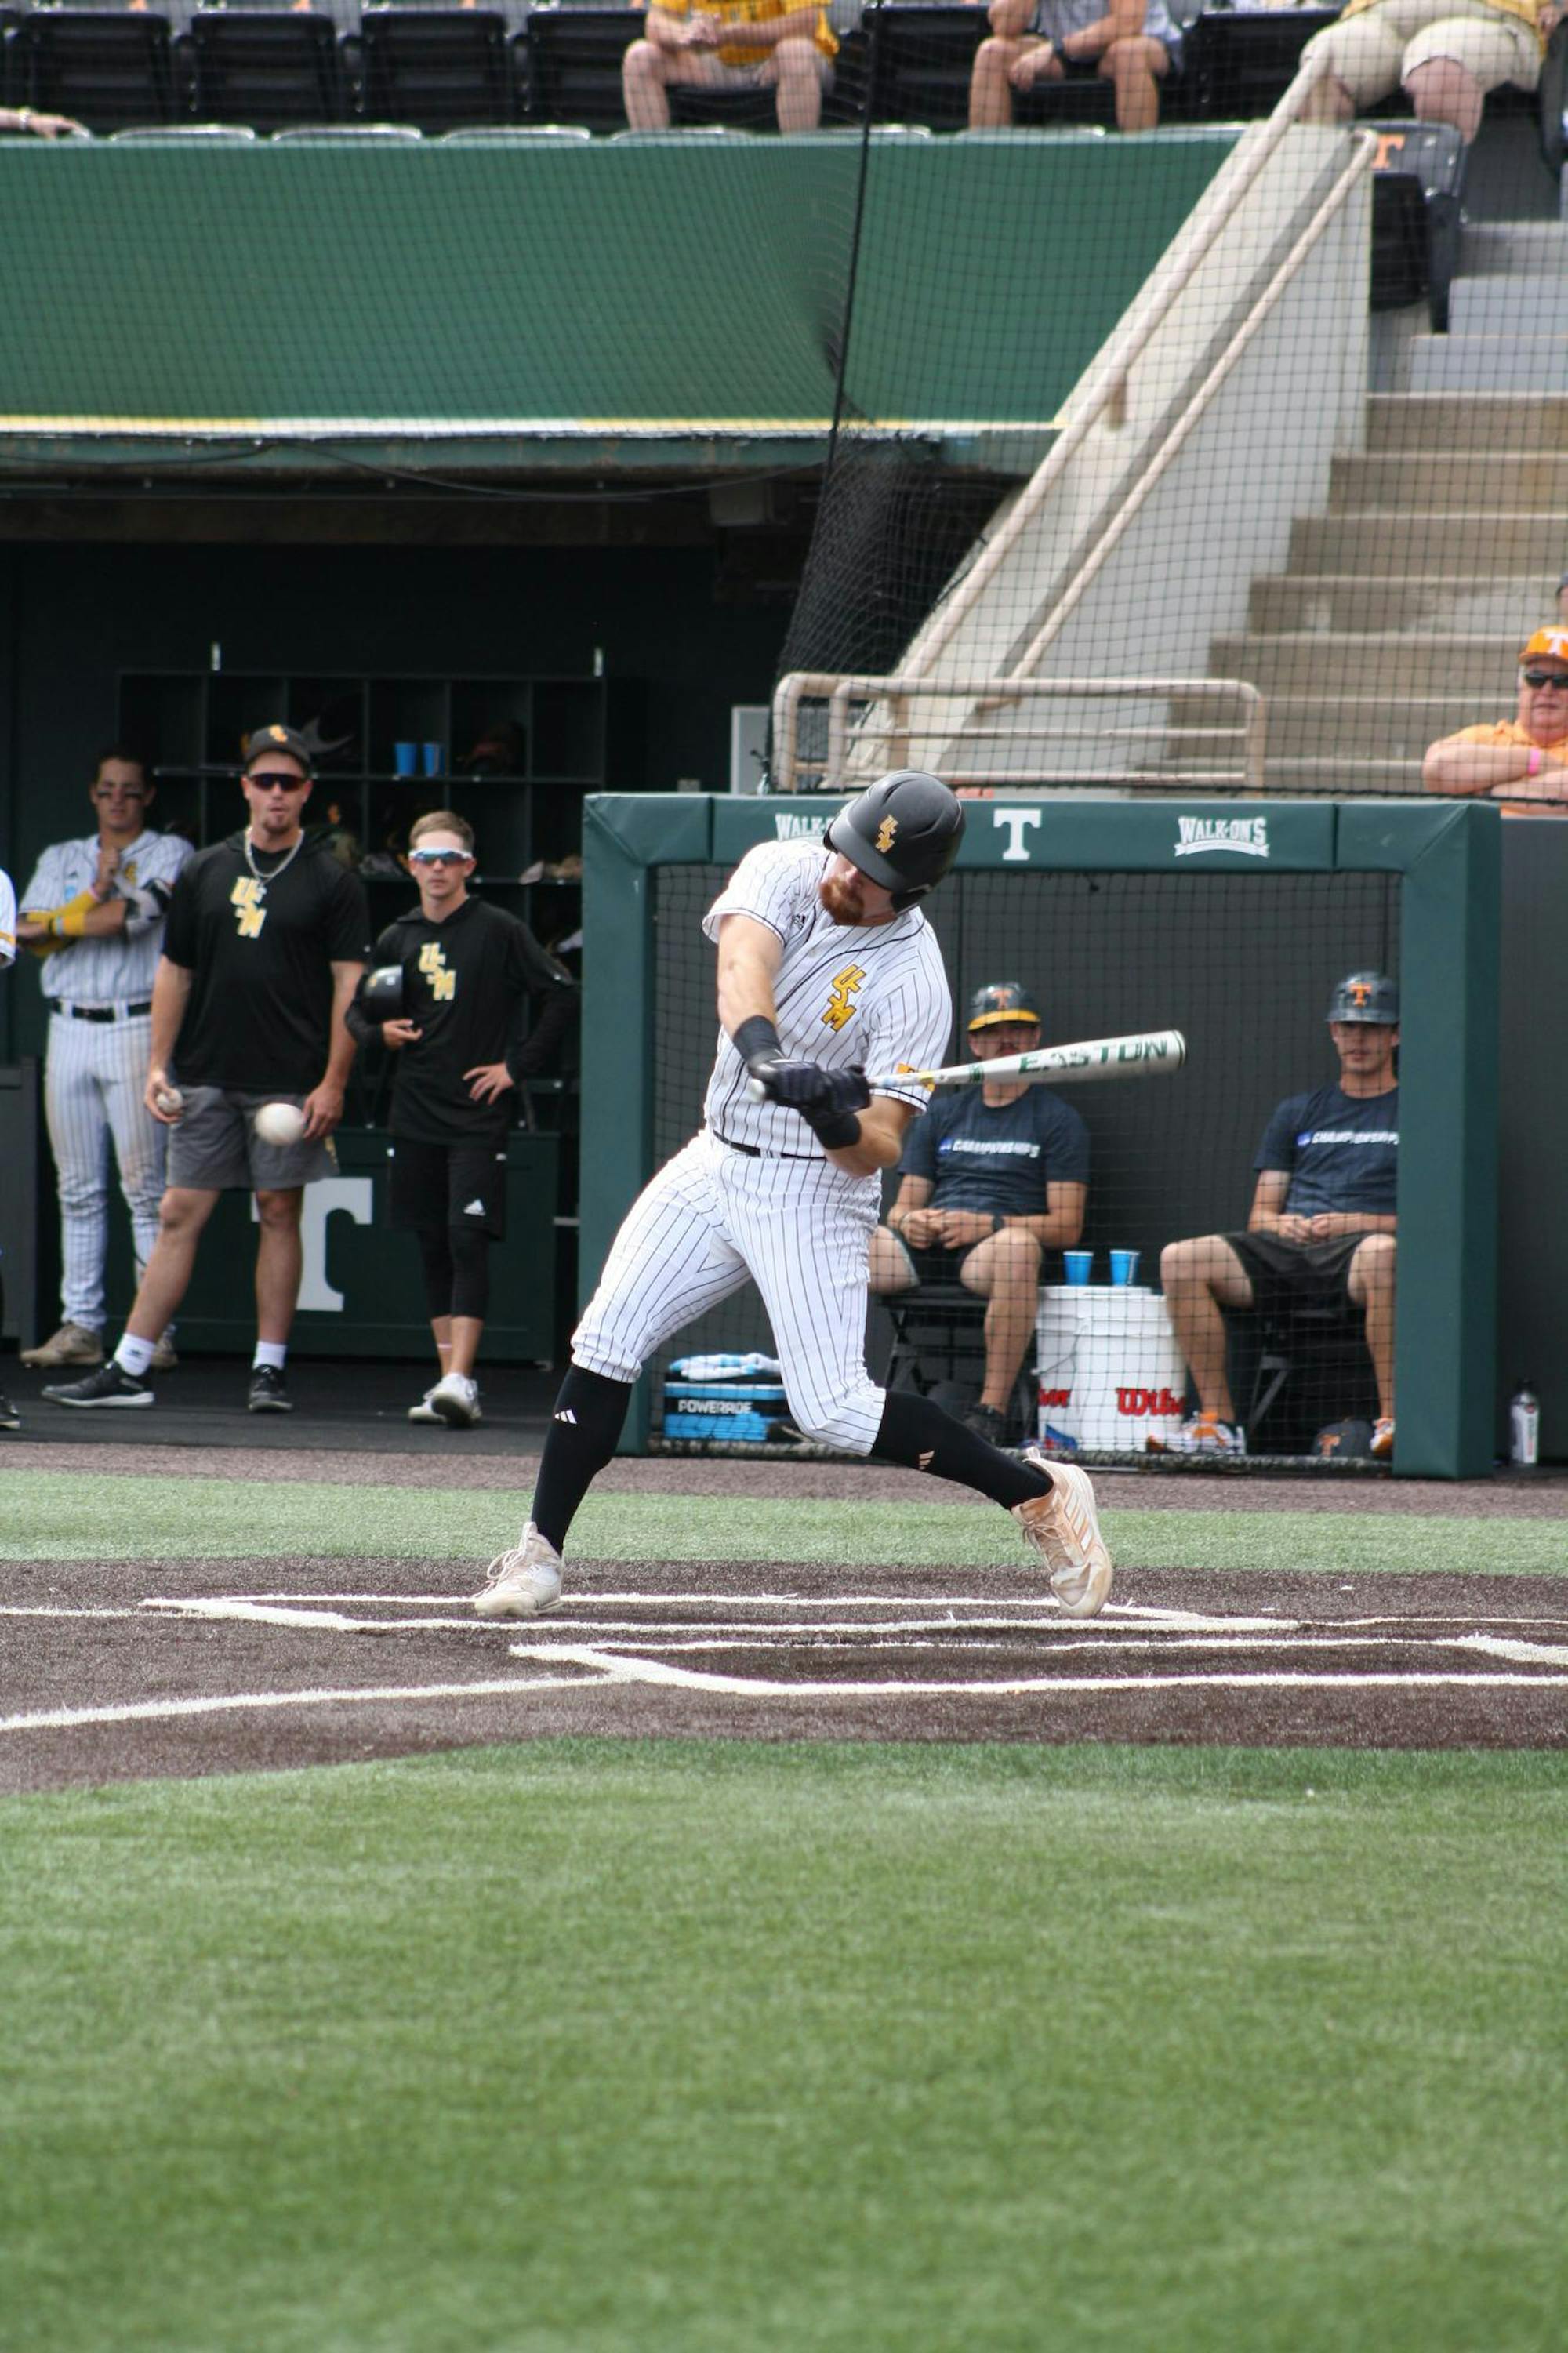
[
  {"x1": 1183, "y1": 7, "x2": 1339, "y2": 119},
  {"x1": 355, "y1": 6, "x2": 514, "y2": 129},
  {"x1": 16, "y1": 9, "x2": 182, "y2": 133},
  {"x1": 187, "y1": 9, "x2": 346, "y2": 128},
  {"x1": 271, "y1": 120, "x2": 425, "y2": 140},
  {"x1": 523, "y1": 5, "x2": 642, "y2": 132},
  {"x1": 439, "y1": 119, "x2": 590, "y2": 140},
  {"x1": 883, "y1": 1283, "x2": 1037, "y2": 1443},
  {"x1": 866, "y1": 2, "x2": 983, "y2": 132}
]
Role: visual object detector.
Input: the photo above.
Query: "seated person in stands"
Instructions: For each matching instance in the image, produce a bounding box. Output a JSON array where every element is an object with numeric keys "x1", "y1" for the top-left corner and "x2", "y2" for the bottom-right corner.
[
  {"x1": 869, "y1": 982, "x2": 1089, "y2": 1444},
  {"x1": 1423, "y1": 626, "x2": 1568, "y2": 815},
  {"x1": 969, "y1": 0, "x2": 1183, "y2": 135},
  {"x1": 622, "y1": 0, "x2": 837, "y2": 133},
  {"x1": 1156, "y1": 972, "x2": 1399, "y2": 1461},
  {"x1": 1298, "y1": 0, "x2": 1555, "y2": 146}
]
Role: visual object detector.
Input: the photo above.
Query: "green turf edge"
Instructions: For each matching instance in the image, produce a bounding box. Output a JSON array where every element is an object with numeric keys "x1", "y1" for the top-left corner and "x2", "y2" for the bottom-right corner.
[
  {"x1": 2, "y1": 1741, "x2": 1566, "y2": 2353},
  {"x1": 4, "y1": 1469, "x2": 1566, "y2": 1576}
]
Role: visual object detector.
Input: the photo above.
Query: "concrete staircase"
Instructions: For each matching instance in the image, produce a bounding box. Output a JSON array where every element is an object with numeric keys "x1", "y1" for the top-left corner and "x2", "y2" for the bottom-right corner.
[{"x1": 1173, "y1": 222, "x2": 1568, "y2": 797}]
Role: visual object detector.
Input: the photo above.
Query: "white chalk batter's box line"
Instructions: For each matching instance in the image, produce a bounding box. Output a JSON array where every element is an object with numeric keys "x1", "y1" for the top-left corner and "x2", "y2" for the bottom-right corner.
[{"x1": 2, "y1": 1592, "x2": 1565, "y2": 1733}]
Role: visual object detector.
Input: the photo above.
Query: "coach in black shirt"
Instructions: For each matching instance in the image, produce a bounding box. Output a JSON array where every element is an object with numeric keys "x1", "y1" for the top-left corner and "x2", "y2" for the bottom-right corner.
[
  {"x1": 347, "y1": 808, "x2": 575, "y2": 1428},
  {"x1": 45, "y1": 724, "x2": 370, "y2": 1415}
]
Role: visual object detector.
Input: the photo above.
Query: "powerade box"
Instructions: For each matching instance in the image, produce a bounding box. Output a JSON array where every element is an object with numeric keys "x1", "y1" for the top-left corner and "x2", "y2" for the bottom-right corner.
[{"x1": 662, "y1": 1353, "x2": 788, "y2": 1443}]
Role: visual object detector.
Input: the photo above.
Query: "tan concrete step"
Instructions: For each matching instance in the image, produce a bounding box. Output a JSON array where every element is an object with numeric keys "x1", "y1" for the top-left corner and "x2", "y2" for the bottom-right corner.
[
  {"x1": 1171, "y1": 691, "x2": 1490, "y2": 762},
  {"x1": 1209, "y1": 634, "x2": 1524, "y2": 698},
  {"x1": 1248, "y1": 574, "x2": 1550, "y2": 637},
  {"x1": 1327, "y1": 452, "x2": 1568, "y2": 510},
  {"x1": 1365, "y1": 393, "x2": 1568, "y2": 455},
  {"x1": 1287, "y1": 513, "x2": 1567, "y2": 573}
]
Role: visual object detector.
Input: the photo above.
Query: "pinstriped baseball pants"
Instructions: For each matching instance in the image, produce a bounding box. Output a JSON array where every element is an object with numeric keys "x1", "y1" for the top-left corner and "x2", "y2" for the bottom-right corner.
[
  {"x1": 44, "y1": 1011, "x2": 166, "y2": 1331},
  {"x1": 572, "y1": 1130, "x2": 887, "y2": 1453}
]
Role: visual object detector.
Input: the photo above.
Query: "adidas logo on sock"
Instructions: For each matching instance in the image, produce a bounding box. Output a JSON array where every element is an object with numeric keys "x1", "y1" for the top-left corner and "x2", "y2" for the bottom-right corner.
[
  {"x1": 463, "y1": 1199, "x2": 485, "y2": 1215},
  {"x1": 554, "y1": 1407, "x2": 579, "y2": 1425},
  {"x1": 917, "y1": 1448, "x2": 935, "y2": 1471}
]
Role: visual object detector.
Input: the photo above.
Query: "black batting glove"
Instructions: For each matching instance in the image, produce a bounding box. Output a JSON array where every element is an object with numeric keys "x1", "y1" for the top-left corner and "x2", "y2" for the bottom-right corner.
[{"x1": 753, "y1": 1062, "x2": 872, "y2": 1116}]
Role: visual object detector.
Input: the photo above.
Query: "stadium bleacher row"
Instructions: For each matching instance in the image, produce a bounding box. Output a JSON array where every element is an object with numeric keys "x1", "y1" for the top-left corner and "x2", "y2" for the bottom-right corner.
[{"x1": 0, "y1": 2, "x2": 1411, "y2": 139}]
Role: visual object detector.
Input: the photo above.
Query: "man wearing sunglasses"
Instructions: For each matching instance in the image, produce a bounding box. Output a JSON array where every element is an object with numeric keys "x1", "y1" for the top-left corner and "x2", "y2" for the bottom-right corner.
[
  {"x1": 347, "y1": 809, "x2": 577, "y2": 1429},
  {"x1": 14, "y1": 747, "x2": 191, "y2": 1378},
  {"x1": 46, "y1": 724, "x2": 370, "y2": 1415},
  {"x1": 1423, "y1": 626, "x2": 1568, "y2": 814}
]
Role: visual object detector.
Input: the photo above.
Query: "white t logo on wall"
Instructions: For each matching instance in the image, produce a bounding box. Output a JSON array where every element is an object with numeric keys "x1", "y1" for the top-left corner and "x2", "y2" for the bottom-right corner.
[
  {"x1": 993, "y1": 808, "x2": 1042, "y2": 862},
  {"x1": 250, "y1": 1178, "x2": 373, "y2": 1312}
]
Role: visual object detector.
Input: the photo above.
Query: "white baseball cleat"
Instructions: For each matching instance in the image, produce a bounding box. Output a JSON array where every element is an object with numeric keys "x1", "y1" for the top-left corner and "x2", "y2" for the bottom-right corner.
[
  {"x1": 408, "y1": 1389, "x2": 442, "y2": 1424},
  {"x1": 1012, "y1": 1444, "x2": 1113, "y2": 1618},
  {"x1": 428, "y1": 1371, "x2": 481, "y2": 1428},
  {"x1": 473, "y1": 1522, "x2": 564, "y2": 1620}
]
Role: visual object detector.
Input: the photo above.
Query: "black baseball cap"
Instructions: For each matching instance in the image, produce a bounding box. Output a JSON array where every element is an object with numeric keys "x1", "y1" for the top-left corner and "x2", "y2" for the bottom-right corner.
[
  {"x1": 243, "y1": 722, "x2": 314, "y2": 778},
  {"x1": 967, "y1": 981, "x2": 1041, "y2": 1033}
]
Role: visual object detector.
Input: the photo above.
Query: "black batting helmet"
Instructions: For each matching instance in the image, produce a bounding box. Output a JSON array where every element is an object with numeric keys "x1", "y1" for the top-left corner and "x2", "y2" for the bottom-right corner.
[
  {"x1": 825, "y1": 771, "x2": 964, "y2": 913},
  {"x1": 1327, "y1": 971, "x2": 1399, "y2": 1025},
  {"x1": 359, "y1": 964, "x2": 406, "y2": 1021}
]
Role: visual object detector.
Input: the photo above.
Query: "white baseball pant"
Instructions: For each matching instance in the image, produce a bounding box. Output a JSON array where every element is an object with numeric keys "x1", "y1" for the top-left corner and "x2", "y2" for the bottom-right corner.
[
  {"x1": 572, "y1": 1130, "x2": 887, "y2": 1452},
  {"x1": 44, "y1": 1010, "x2": 166, "y2": 1331}
]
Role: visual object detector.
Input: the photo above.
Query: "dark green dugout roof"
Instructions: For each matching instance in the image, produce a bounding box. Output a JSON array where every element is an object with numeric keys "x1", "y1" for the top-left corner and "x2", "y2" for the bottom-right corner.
[{"x1": 0, "y1": 129, "x2": 1236, "y2": 476}]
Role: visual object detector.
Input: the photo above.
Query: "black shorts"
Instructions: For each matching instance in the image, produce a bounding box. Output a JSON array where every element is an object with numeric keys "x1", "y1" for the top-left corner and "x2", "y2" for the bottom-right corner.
[
  {"x1": 898, "y1": 1241, "x2": 980, "y2": 1287},
  {"x1": 387, "y1": 1138, "x2": 507, "y2": 1240},
  {"x1": 1225, "y1": 1230, "x2": 1367, "y2": 1317}
]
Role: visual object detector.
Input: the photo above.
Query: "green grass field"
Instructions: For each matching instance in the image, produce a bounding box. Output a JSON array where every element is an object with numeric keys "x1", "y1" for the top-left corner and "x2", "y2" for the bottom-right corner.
[{"x1": 3, "y1": 1468, "x2": 1566, "y2": 2351}]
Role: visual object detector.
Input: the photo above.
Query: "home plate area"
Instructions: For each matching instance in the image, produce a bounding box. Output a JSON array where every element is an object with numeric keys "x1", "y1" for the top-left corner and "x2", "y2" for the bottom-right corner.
[{"x1": 135, "y1": 1561, "x2": 1568, "y2": 1752}]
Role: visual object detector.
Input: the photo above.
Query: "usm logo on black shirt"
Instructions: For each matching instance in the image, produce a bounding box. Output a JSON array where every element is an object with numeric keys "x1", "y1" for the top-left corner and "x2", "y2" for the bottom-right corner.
[
  {"x1": 230, "y1": 877, "x2": 266, "y2": 939},
  {"x1": 419, "y1": 941, "x2": 456, "y2": 1002}
]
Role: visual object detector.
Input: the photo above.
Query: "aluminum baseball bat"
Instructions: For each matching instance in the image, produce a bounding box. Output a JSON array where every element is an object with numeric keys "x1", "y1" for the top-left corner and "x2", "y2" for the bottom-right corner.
[{"x1": 866, "y1": 1027, "x2": 1187, "y2": 1091}]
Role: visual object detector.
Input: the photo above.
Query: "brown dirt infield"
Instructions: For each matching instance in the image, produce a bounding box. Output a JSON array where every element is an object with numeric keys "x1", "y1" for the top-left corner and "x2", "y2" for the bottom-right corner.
[{"x1": 5, "y1": 1442, "x2": 1566, "y2": 1792}]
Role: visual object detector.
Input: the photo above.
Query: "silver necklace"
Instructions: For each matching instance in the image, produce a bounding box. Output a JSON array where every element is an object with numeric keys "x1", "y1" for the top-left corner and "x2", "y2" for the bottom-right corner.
[{"x1": 243, "y1": 828, "x2": 305, "y2": 897}]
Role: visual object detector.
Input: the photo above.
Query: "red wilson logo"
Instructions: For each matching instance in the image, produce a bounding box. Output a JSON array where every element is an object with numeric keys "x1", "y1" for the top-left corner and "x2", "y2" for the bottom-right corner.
[
  {"x1": 1038, "y1": 1387, "x2": 1072, "y2": 1409},
  {"x1": 1116, "y1": 1386, "x2": 1186, "y2": 1417}
]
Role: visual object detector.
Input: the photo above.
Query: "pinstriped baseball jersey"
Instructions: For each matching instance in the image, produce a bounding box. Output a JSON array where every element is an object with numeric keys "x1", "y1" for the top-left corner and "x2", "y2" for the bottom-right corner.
[
  {"x1": 19, "y1": 829, "x2": 192, "y2": 1004},
  {"x1": 700, "y1": 840, "x2": 952, "y2": 1155}
]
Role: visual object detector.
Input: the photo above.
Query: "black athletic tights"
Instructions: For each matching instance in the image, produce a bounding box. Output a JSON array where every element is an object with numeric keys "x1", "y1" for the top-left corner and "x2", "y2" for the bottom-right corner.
[
  {"x1": 528, "y1": 1368, "x2": 1051, "y2": 1554},
  {"x1": 416, "y1": 1224, "x2": 491, "y2": 1325}
]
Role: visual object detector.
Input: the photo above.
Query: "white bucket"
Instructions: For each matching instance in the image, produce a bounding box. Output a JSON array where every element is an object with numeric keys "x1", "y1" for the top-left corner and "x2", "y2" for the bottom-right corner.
[{"x1": 1036, "y1": 1285, "x2": 1188, "y2": 1451}]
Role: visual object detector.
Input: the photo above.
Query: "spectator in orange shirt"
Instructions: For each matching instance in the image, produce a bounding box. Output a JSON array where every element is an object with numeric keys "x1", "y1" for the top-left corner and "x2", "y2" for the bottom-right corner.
[
  {"x1": 1422, "y1": 626, "x2": 1568, "y2": 815},
  {"x1": 622, "y1": 0, "x2": 837, "y2": 133}
]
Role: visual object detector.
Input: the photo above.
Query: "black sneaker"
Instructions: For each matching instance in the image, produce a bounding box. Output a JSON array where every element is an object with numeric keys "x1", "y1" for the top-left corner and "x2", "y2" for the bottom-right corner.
[
  {"x1": 0, "y1": 1389, "x2": 20, "y2": 1432},
  {"x1": 962, "y1": 1401, "x2": 1011, "y2": 1447},
  {"x1": 248, "y1": 1364, "x2": 292, "y2": 1414},
  {"x1": 43, "y1": 1360, "x2": 154, "y2": 1409}
]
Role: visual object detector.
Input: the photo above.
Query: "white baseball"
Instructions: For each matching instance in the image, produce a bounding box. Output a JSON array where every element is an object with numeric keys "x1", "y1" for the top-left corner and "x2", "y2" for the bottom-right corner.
[
  {"x1": 254, "y1": 1101, "x2": 307, "y2": 1147},
  {"x1": 154, "y1": 1087, "x2": 185, "y2": 1119}
]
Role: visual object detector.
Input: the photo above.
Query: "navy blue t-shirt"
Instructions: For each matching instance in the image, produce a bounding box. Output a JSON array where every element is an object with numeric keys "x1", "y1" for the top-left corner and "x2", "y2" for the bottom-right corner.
[
  {"x1": 901, "y1": 1087, "x2": 1091, "y2": 1215},
  {"x1": 1254, "y1": 1081, "x2": 1399, "y2": 1216}
]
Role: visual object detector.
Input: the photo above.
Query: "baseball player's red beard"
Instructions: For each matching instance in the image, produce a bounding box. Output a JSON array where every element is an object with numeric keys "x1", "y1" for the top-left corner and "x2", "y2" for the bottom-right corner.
[{"x1": 818, "y1": 873, "x2": 879, "y2": 926}]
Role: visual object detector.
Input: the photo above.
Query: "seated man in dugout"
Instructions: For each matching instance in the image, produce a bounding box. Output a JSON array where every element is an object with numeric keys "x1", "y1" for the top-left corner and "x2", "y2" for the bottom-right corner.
[
  {"x1": 622, "y1": 0, "x2": 837, "y2": 133},
  {"x1": 969, "y1": 0, "x2": 1183, "y2": 135},
  {"x1": 1155, "y1": 973, "x2": 1399, "y2": 1462},
  {"x1": 1422, "y1": 626, "x2": 1568, "y2": 814},
  {"x1": 869, "y1": 982, "x2": 1090, "y2": 1445},
  {"x1": 1298, "y1": 0, "x2": 1556, "y2": 146}
]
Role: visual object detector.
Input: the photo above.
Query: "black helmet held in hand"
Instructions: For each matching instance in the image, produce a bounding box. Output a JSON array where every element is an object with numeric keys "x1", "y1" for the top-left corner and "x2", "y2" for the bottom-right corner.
[
  {"x1": 358, "y1": 964, "x2": 407, "y2": 1021},
  {"x1": 1327, "y1": 971, "x2": 1399, "y2": 1025},
  {"x1": 825, "y1": 770, "x2": 964, "y2": 912}
]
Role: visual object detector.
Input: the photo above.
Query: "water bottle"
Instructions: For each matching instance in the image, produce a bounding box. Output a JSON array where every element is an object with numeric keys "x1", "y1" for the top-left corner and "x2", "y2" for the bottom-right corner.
[{"x1": 1508, "y1": 1379, "x2": 1540, "y2": 1469}]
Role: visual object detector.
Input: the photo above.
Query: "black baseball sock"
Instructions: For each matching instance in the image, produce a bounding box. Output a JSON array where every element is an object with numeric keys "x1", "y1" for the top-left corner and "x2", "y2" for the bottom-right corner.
[
  {"x1": 870, "y1": 1388, "x2": 1053, "y2": 1510},
  {"x1": 529, "y1": 1365, "x2": 633, "y2": 1553}
]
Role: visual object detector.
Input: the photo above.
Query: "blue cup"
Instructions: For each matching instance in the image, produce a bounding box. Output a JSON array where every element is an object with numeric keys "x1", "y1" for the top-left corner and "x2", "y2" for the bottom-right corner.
[
  {"x1": 422, "y1": 741, "x2": 444, "y2": 777},
  {"x1": 1110, "y1": 1249, "x2": 1141, "y2": 1287},
  {"x1": 394, "y1": 741, "x2": 418, "y2": 776},
  {"x1": 1063, "y1": 1251, "x2": 1092, "y2": 1287}
]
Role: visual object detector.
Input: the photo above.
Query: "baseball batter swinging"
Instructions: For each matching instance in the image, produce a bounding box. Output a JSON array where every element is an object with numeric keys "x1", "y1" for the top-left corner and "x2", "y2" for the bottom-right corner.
[{"x1": 474, "y1": 770, "x2": 1112, "y2": 1621}]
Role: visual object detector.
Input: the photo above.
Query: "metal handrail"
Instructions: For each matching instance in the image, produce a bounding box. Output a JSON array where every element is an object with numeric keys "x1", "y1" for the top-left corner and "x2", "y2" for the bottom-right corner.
[{"x1": 771, "y1": 673, "x2": 1265, "y2": 794}]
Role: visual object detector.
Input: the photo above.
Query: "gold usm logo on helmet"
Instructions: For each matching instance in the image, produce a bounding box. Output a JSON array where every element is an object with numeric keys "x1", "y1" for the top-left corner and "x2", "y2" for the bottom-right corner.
[
  {"x1": 822, "y1": 964, "x2": 866, "y2": 1033},
  {"x1": 875, "y1": 815, "x2": 898, "y2": 855}
]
